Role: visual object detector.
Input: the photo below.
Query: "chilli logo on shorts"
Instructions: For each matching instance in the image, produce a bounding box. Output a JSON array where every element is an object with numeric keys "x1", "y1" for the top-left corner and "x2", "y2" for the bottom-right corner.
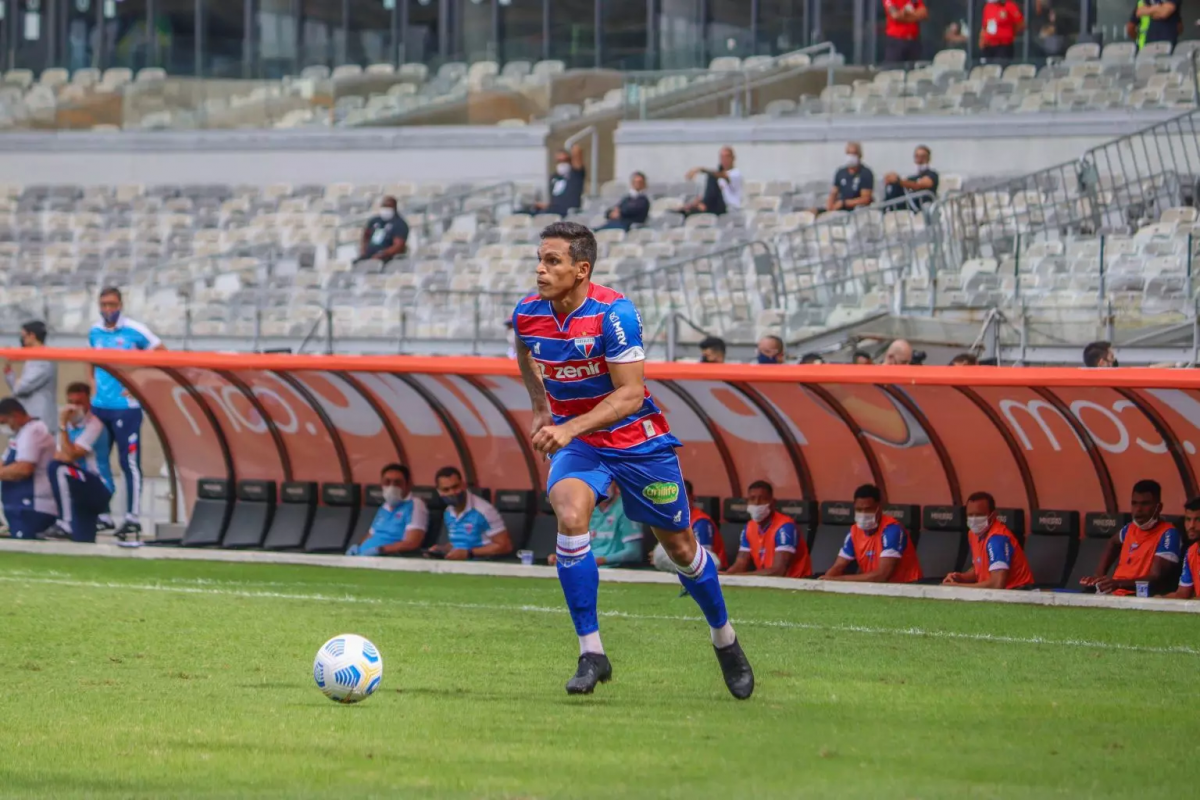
[{"x1": 642, "y1": 481, "x2": 680, "y2": 505}]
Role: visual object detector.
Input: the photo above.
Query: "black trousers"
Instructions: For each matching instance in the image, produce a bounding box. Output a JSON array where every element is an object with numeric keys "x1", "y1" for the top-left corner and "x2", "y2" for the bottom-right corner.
[{"x1": 883, "y1": 37, "x2": 922, "y2": 65}]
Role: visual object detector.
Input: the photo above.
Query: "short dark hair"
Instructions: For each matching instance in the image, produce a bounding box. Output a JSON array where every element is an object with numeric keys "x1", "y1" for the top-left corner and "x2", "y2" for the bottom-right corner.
[
  {"x1": 99, "y1": 286, "x2": 122, "y2": 302},
  {"x1": 950, "y1": 352, "x2": 978, "y2": 366},
  {"x1": 966, "y1": 491, "x2": 996, "y2": 511},
  {"x1": 631, "y1": 171, "x2": 646, "y2": 183},
  {"x1": 540, "y1": 221, "x2": 597, "y2": 273},
  {"x1": 20, "y1": 321, "x2": 46, "y2": 343},
  {"x1": 65, "y1": 382, "x2": 92, "y2": 396},
  {"x1": 853, "y1": 484, "x2": 882, "y2": 503},
  {"x1": 435, "y1": 465, "x2": 463, "y2": 483},
  {"x1": 747, "y1": 480, "x2": 774, "y2": 496},
  {"x1": 699, "y1": 336, "x2": 726, "y2": 354},
  {"x1": 915, "y1": 144, "x2": 931, "y2": 158},
  {"x1": 380, "y1": 463, "x2": 411, "y2": 481},
  {"x1": 1185, "y1": 497, "x2": 1200, "y2": 512},
  {"x1": 799, "y1": 352, "x2": 824, "y2": 364},
  {"x1": 1132, "y1": 479, "x2": 1162, "y2": 502},
  {"x1": 760, "y1": 335, "x2": 784, "y2": 350},
  {"x1": 853, "y1": 350, "x2": 872, "y2": 363},
  {"x1": 0, "y1": 397, "x2": 26, "y2": 416},
  {"x1": 1083, "y1": 340, "x2": 1112, "y2": 367}
]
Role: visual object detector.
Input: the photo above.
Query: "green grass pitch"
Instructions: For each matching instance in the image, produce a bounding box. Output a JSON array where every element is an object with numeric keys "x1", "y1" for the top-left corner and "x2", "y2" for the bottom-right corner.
[{"x1": 1, "y1": 552, "x2": 1197, "y2": 799}]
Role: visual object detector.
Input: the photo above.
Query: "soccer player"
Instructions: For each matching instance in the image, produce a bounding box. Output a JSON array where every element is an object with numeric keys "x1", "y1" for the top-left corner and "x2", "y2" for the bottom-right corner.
[
  {"x1": 513, "y1": 221, "x2": 753, "y2": 698},
  {"x1": 346, "y1": 463, "x2": 428, "y2": 556},
  {"x1": 47, "y1": 382, "x2": 116, "y2": 544},
  {"x1": 0, "y1": 397, "x2": 56, "y2": 539},
  {"x1": 426, "y1": 466, "x2": 513, "y2": 560},
  {"x1": 88, "y1": 286, "x2": 165, "y2": 544},
  {"x1": 1080, "y1": 479, "x2": 1181, "y2": 596},
  {"x1": 943, "y1": 491, "x2": 1033, "y2": 590},
  {"x1": 819, "y1": 483, "x2": 923, "y2": 583},
  {"x1": 1165, "y1": 497, "x2": 1200, "y2": 599},
  {"x1": 723, "y1": 479, "x2": 811, "y2": 578}
]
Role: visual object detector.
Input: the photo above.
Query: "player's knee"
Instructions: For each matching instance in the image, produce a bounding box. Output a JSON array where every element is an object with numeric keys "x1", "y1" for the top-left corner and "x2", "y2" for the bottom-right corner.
[
  {"x1": 554, "y1": 503, "x2": 591, "y2": 533},
  {"x1": 656, "y1": 529, "x2": 696, "y2": 563}
]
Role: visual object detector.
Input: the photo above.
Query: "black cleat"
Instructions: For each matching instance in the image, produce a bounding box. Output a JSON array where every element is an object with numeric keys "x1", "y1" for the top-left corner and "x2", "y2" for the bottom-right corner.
[
  {"x1": 96, "y1": 518, "x2": 116, "y2": 533},
  {"x1": 714, "y1": 638, "x2": 755, "y2": 700},
  {"x1": 114, "y1": 521, "x2": 142, "y2": 542},
  {"x1": 565, "y1": 652, "x2": 612, "y2": 695}
]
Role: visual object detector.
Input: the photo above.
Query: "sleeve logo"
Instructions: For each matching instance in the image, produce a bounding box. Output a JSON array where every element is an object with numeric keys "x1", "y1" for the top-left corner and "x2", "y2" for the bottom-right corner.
[{"x1": 608, "y1": 312, "x2": 628, "y2": 348}]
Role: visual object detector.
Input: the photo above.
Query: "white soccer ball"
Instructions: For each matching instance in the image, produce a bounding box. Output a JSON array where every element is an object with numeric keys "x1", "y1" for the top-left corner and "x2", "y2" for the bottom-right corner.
[{"x1": 313, "y1": 634, "x2": 383, "y2": 704}]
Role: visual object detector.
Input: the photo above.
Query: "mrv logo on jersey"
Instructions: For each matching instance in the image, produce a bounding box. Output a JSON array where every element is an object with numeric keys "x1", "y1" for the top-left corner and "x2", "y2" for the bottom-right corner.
[{"x1": 608, "y1": 312, "x2": 628, "y2": 347}]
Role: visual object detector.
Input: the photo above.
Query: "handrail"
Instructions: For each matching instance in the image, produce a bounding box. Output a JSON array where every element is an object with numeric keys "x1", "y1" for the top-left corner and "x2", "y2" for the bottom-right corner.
[{"x1": 563, "y1": 125, "x2": 600, "y2": 197}]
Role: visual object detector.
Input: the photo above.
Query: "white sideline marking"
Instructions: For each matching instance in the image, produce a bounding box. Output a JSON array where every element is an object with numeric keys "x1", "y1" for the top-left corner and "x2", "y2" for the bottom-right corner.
[
  {"x1": 2, "y1": 537, "x2": 1200, "y2": 615},
  {"x1": 0, "y1": 573, "x2": 1196, "y2": 658}
]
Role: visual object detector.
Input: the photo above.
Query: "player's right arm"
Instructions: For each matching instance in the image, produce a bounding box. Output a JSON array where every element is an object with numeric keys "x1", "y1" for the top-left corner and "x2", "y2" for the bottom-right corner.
[
  {"x1": 722, "y1": 526, "x2": 753, "y2": 574},
  {"x1": 515, "y1": 338, "x2": 552, "y2": 434}
]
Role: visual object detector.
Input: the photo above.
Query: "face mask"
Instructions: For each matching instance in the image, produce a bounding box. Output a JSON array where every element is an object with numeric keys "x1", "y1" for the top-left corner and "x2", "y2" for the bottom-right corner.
[
  {"x1": 556, "y1": 163, "x2": 571, "y2": 177},
  {"x1": 381, "y1": 486, "x2": 405, "y2": 506},
  {"x1": 746, "y1": 504, "x2": 772, "y2": 523},
  {"x1": 967, "y1": 515, "x2": 991, "y2": 535},
  {"x1": 379, "y1": 207, "x2": 395, "y2": 221},
  {"x1": 757, "y1": 352, "x2": 778, "y2": 364},
  {"x1": 845, "y1": 154, "x2": 860, "y2": 168},
  {"x1": 442, "y1": 490, "x2": 467, "y2": 507},
  {"x1": 915, "y1": 163, "x2": 929, "y2": 172},
  {"x1": 101, "y1": 310, "x2": 120, "y2": 326},
  {"x1": 628, "y1": 188, "x2": 641, "y2": 197},
  {"x1": 855, "y1": 512, "x2": 878, "y2": 532},
  {"x1": 0, "y1": 423, "x2": 11, "y2": 437},
  {"x1": 1135, "y1": 514, "x2": 1160, "y2": 531}
]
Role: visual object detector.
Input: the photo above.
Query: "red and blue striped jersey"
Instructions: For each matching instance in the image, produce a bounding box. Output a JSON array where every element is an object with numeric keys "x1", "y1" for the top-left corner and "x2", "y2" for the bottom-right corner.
[{"x1": 512, "y1": 283, "x2": 680, "y2": 452}]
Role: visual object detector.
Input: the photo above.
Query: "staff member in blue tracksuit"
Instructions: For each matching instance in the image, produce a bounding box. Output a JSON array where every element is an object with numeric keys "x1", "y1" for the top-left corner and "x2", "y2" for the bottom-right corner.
[
  {"x1": 425, "y1": 465, "x2": 513, "y2": 560},
  {"x1": 48, "y1": 382, "x2": 116, "y2": 544},
  {"x1": 346, "y1": 463, "x2": 429, "y2": 556},
  {"x1": 87, "y1": 286, "x2": 165, "y2": 544},
  {"x1": 0, "y1": 397, "x2": 57, "y2": 539}
]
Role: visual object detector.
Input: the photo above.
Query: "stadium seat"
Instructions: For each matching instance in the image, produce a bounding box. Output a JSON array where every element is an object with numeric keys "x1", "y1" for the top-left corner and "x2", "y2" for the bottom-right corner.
[
  {"x1": 1065, "y1": 511, "x2": 1128, "y2": 588},
  {"x1": 812, "y1": 501, "x2": 854, "y2": 575},
  {"x1": 182, "y1": 478, "x2": 234, "y2": 547},
  {"x1": 917, "y1": 505, "x2": 966, "y2": 583},
  {"x1": 220, "y1": 479, "x2": 276, "y2": 548},
  {"x1": 262, "y1": 482, "x2": 318, "y2": 550},
  {"x1": 493, "y1": 489, "x2": 535, "y2": 552},
  {"x1": 348, "y1": 484, "x2": 384, "y2": 547},
  {"x1": 525, "y1": 492, "x2": 558, "y2": 562},
  {"x1": 304, "y1": 483, "x2": 362, "y2": 553},
  {"x1": 777, "y1": 499, "x2": 818, "y2": 550},
  {"x1": 994, "y1": 508, "x2": 1026, "y2": 546},
  {"x1": 1028, "y1": 509, "x2": 1083, "y2": 588},
  {"x1": 885, "y1": 504, "x2": 921, "y2": 546},
  {"x1": 720, "y1": 498, "x2": 749, "y2": 561},
  {"x1": 411, "y1": 486, "x2": 444, "y2": 548}
]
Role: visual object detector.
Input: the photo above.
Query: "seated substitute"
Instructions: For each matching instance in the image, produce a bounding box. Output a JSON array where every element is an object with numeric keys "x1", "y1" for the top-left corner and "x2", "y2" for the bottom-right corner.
[
  {"x1": 346, "y1": 463, "x2": 428, "y2": 556},
  {"x1": 651, "y1": 479, "x2": 727, "y2": 571},
  {"x1": 524, "y1": 145, "x2": 587, "y2": 217},
  {"x1": 943, "y1": 491, "x2": 1033, "y2": 589},
  {"x1": 48, "y1": 383, "x2": 115, "y2": 543},
  {"x1": 1080, "y1": 479, "x2": 1181, "y2": 595},
  {"x1": 820, "y1": 483, "x2": 923, "y2": 583},
  {"x1": 680, "y1": 145, "x2": 743, "y2": 217},
  {"x1": 0, "y1": 397, "x2": 56, "y2": 539},
  {"x1": 1165, "y1": 497, "x2": 1200, "y2": 599},
  {"x1": 723, "y1": 480, "x2": 812, "y2": 578},
  {"x1": 883, "y1": 145, "x2": 939, "y2": 211},
  {"x1": 359, "y1": 195, "x2": 409, "y2": 263},
  {"x1": 826, "y1": 141, "x2": 874, "y2": 213},
  {"x1": 596, "y1": 171, "x2": 650, "y2": 232},
  {"x1": 426, "y1": 466, "x2": 513, "y2": 560}
]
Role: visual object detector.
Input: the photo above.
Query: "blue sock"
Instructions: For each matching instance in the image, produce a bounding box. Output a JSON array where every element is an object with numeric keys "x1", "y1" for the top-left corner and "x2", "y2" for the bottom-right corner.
[
  {"x1": 556, "y1": 533, "x2": 601, "y2": 642},
  {"x1": 676, "y1": 547, "x2": 730, "y2": 630}
]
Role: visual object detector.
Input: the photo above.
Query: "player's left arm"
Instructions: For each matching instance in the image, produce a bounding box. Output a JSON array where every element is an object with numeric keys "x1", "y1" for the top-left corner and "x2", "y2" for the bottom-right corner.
[
  {"x1": 761, "y1": 522, "x2": 797, "y2": 577},
  {"x1": 830, "y1": 525, "x2": 905, "y2": 582}
]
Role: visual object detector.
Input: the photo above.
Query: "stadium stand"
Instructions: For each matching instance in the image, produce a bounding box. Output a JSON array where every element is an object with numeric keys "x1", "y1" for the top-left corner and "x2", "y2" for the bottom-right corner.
[{"x1": 220, "y1": 480, "x2": 277, "y2": 549}]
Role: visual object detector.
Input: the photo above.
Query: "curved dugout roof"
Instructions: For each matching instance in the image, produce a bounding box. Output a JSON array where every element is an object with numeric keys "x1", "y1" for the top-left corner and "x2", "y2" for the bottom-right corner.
[{"x1": 5, "y1": 349, "x2": 1199, "y2": 529}]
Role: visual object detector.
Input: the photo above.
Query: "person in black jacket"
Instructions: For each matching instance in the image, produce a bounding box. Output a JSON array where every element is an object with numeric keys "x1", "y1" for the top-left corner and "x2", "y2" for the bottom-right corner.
[{"x1": 596, "y1": 172, "x2": 650, "y2": 232}]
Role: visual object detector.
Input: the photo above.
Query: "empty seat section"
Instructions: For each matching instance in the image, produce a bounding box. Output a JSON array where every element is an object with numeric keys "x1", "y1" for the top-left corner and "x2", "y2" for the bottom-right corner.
[
  {"x1": 525, "y1": 492, "x2": 558, "y2": 562},
  {"x1": 182, "y1": 478, "x2": 234, "y2": 546},
  {"x1": 411, "y1": 486, "x2": 445, "y2": 548},
  {"x1": 720, "y1": 498, "x2": 749, "y2": 563},
  {"x1": 305, "y1": 483, "x2": 362, "y2": 552},
  {"x1": 262, "y1": 481, "x2": 318, "y2": 549},
  {"x1": 812, "y1": 501, "x2": 854, "y2": 574},
  {"x1": 1029, "y1": 509, "x2": 1083, "y2": 588},
  {"x1": 220, "y1": 479, "x2": 276, "y2": 548},
  {"x1": 493, "y1": 489, "x2": 535, "y2": 553},
  {"x1": 918, "y1": 505, "x2": 966, "y2": 583}
]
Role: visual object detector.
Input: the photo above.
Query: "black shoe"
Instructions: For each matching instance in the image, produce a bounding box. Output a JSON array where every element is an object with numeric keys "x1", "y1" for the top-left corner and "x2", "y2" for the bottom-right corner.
[
  {"x1": 565, "y1": 652, "x2": 612, "y2": 695},
  {"x1": 40, "y1": 522, "x2": 72, "y2": 541},
  {"x1": 96, "y1": 518, "x2": 116, "y2": 533},
  {"x1": 714, "y1": 638, "x2": 755, "y2": 700},
  {"x1": 114, "y1": 521, "x2": 142, "y2": 542}
]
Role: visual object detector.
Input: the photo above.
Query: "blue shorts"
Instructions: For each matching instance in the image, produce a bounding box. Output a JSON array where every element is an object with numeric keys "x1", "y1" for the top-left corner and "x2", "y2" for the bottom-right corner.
[{"x1": 547, "y1": 440, "x2": 691, "y2": 531}]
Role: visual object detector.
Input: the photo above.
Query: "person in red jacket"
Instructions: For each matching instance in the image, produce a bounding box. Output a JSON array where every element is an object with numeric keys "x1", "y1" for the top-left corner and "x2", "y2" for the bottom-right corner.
[
  {"x1": 819, "y1": 483, "x2": 923, "y2": 583},
  {"x1": 979, "y1": 0, "x2": 1025, "y2": 61},
  {"x1": 1165, "y1": 497, "x2": 1200, "y2": 599},
  {"x1": 883, "y1": 0, "x2": 928, "y2": 64},
  {"x1": 944, "y1": 491, "x2": 1034, "y2": 589},
  {"x1": 723, "y1": 480, "x2": 812, "y2": 578},
  {"x1": 1081, "y1": 479, "x2": 1182, "y2": 595}
]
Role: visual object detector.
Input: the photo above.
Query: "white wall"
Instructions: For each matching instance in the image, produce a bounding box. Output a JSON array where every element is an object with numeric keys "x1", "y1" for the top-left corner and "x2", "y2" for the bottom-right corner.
[
  {"x1": 614, "y1": 111, "x2": 1183, "y2": 186},
  {"x1": 0, "y1": 126, "x2": 550, "y2": 186}
]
